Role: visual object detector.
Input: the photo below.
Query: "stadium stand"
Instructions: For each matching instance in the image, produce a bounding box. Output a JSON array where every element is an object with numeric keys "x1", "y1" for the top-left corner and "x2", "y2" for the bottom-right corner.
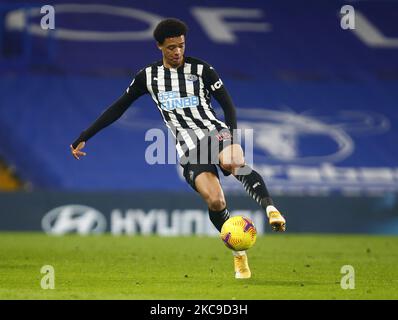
[{"x1": 0, "y1": 0, "x2": 397, "y2": 195}]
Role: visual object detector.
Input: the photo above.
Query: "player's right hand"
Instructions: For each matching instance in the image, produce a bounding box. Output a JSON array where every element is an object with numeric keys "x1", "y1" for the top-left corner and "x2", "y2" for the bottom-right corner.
[{"x1": 70, "y1": 141, "x2": 87, "y2": 160}]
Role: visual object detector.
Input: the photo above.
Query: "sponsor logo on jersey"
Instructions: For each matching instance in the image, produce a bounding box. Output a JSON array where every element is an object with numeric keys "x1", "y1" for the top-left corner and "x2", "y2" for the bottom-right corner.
[{"x1": 158, "y1": 91, "x2": 199, "y2": 111}]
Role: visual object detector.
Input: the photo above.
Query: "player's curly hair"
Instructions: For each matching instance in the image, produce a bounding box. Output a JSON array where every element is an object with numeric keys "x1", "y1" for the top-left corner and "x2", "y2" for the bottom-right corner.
[{"x1": 153, "y1": 18, "x2": 188, "y2": 44}]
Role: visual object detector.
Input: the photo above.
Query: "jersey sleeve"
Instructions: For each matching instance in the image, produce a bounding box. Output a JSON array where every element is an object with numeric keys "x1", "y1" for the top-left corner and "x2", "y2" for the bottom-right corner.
[
  {"x1": 203, "y1": 64, "x2": 238, "y2": 130},
  {"x1": 202, "y1": 63, "x2": 224, "y2": 93},
  {"x1": 126, "y1": 68, "x2": 148, "y2": 99}
]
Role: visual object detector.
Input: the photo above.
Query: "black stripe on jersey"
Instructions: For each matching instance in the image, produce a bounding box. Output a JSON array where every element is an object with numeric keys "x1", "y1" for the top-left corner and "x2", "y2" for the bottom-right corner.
[
  {"x1": 163, "y1": 67, "x2": 172, "y2": 92},
  {"x1": 177, "y1": 67, "x2": 187, "y2": 98},
  {"x1": 191, "y1": 63, "x2": 200, "y2": 100},
  {"x1": 150, "y1": 65, "x2": 159, "y2": 96}
]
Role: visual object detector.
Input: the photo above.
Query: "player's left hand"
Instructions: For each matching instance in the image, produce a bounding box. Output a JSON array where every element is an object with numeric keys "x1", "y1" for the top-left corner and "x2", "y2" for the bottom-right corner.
[{"x1": 70, "y1": 141, "x2": 87, "y2": 160}]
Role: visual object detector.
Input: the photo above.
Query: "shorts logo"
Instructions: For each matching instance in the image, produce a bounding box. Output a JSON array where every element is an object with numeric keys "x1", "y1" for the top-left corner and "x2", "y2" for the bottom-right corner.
[
  {"x1": 186, "y1": 74, "x2": 198, "y2": 82},
  {"x1": 215, "y1": 131, "x2": 232, "y2": 141},
  {"x1": 189, "y1": 170, "x2": 194, "y2": 182}
]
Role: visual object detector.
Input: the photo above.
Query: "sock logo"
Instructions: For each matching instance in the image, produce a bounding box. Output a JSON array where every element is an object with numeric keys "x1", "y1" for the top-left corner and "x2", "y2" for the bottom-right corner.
[{"x1": 253, "y1": 182, "x2": 261, "y2": 189}]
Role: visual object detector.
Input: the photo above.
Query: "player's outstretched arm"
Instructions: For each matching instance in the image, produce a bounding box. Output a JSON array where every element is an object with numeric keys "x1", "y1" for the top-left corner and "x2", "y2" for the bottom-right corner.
[
  {"x1": 70, "y1": 69, "x2": 148, "y2": 160},
  {"x1": 70, "y1": 91, "x2": 135, "y2": 159}
]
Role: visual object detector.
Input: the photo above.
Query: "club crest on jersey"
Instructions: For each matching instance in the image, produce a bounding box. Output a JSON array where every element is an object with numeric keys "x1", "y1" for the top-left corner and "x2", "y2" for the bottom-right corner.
[
  {"x1": 158, "y1": 91, "x2": 199, "y2": 111},
  {"x1": 186, "y1": 74, "x2": 198, "y2": 82}
]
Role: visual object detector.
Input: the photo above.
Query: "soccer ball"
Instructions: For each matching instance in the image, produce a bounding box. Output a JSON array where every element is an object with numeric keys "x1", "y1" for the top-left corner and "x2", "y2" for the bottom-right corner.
[{"x1": 220, "y1": 216, "x2": 257, "y2": 251}]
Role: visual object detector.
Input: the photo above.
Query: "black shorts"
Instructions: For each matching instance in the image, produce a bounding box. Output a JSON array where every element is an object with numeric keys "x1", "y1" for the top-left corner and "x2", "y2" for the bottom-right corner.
[
  {"x1": 181, "y1": 129, "x2": 233, "y2": 192},
  {"x1": 182, "y1": 163, "x2": 220, "y2": 192}
]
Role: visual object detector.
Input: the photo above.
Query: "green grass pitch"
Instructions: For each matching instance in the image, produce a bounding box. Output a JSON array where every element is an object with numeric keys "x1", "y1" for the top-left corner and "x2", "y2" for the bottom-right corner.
[{"x1": 0, "y1": 233, "x2": 397, "y2": 299}]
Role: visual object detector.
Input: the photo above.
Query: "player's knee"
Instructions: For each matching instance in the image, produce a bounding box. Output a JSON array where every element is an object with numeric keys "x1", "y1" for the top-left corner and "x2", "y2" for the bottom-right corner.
[
  {"x1": 207, "y1": 194, "x2": 226, "y2": 211},
  {"x1": 221, "y1": 156, "x2": 245, "y2": 174},
  {"x1": 232, "y1": 156, "x2": 245, "y2": 169}
]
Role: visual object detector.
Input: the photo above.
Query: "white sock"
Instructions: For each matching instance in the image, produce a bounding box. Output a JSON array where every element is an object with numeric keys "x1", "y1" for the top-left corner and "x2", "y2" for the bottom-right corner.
[
  {"x1": 232, "y1": 250, "x2": 246, "y2": 257},
  {"x1": 266, "y1": 205, "x2": 278, "y2": 218}
]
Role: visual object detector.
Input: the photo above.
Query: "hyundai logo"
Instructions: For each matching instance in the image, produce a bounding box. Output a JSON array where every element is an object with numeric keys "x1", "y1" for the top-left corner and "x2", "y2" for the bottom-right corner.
[{"x1": 42, "y1": 205, "x2": 107, "y2": 235}]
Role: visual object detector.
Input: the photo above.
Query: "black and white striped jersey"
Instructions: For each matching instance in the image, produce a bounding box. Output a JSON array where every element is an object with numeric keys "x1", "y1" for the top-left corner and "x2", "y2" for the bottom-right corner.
[{"x1": 126, "y1": 56, "x2": 232, "y2": 158}]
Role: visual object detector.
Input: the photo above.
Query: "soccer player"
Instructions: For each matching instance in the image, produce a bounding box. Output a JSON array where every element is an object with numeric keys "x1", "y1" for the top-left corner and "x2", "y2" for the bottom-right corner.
[{"x1": 70, "y1": 18, "x2": 286, "y2": 279}]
